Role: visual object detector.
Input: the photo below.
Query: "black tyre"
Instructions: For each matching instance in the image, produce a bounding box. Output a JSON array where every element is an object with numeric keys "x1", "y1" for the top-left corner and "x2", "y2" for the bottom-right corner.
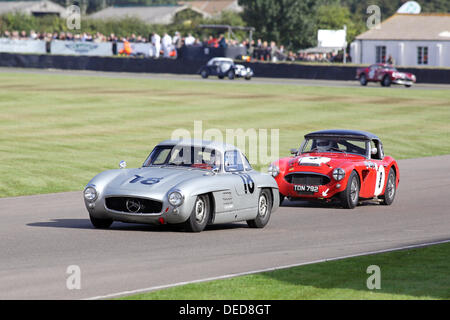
[
  {"x1": 340, "y1": 171, "x2": 360, "y2": 209},
  {"x1": 405, "y1": 84, "x2": 411, "y2": 88},
  {"x1": 359, "y1": 74, "x2": 368, "y2": 86},
  {"x1": 200, "y1": 69, "x2": 209, "y2": 79},
  {"x1": 89, "y1": 213, "x2": 113, "y2": 229},
  {"x1": 227, "y1": 70, "x2": 235, "y2": 80},
  {"x1": 247, "y1": 189, "x2": 273, "y2": 228},
  {"x1": 382, "y1": 76, "x2": 391, "y2": 87},
  {"x1": 184, "y1": 194, "x2": 210, "y2": 232},
  {"x1": 279, "y1": 193, "x2": 285, "y2": 206},
  {"x1": 380, "y1": 168, "x2": 396, "y2": 205},
  {"x1": 218, "y1": 75, "x2": 224, "y2": 79},
  {"x1": 245, "y1": 76, "x2": 252, "y2": 81}
]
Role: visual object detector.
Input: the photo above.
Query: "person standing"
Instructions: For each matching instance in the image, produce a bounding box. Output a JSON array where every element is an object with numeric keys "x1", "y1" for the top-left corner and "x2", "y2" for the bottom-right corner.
[
  {"x1": 150, "y1": 32, "x2": 161, "y2": 58},
  {"x1": 162, "y1": 33, "x2": 172, "y2": 58}
]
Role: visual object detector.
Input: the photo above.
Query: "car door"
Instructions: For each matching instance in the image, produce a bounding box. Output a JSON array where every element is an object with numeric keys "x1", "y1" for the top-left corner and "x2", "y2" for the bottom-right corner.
[
  {"x1": 224, "y1": 150, "x2": 258, "y2": 218},
  {"x1": 362, "y1": 140, "x2": 386, "y2": 197},
  {"x1": 367, "y1": 65, "x2": 378, "y2": 81}
]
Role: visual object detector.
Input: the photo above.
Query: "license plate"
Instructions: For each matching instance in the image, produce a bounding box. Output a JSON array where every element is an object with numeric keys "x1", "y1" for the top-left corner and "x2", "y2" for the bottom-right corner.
[{"x1": 294, "y1": 185, "x2": 318, "y2": 194}]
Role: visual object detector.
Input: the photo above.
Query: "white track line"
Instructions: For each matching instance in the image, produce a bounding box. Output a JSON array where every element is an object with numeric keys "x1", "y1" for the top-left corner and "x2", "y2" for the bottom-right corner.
[{"x1": 85, "y1": 239, "x2": 450, "y2": 300}]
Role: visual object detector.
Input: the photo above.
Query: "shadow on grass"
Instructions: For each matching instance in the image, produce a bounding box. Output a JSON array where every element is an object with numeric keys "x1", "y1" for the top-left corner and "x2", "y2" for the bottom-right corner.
[
  {"x1": 26, "y1": 219, "x2": 248, "y2": 233},
  {"x1": 259, "y1": 243, "x2": 450, "y2": 300}
]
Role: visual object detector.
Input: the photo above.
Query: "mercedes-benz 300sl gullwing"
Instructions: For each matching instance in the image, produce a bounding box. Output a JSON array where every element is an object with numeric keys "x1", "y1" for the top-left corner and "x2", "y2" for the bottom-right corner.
[
  {"x1": 83, "y1": 140, "x2": 279, "y2": 232},
  {"x1": 269, "y1": 130, "x2": 399, "y2": 209}
]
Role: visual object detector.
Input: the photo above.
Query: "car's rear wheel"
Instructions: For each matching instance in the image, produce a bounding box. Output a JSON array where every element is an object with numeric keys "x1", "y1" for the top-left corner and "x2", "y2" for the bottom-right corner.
[
  {"x1": 89, "y1": 213, "x2": 113, "y2": 229},
  {"x1": 380, "y1": 168, "x2": 396, "y2": 205},
  {"x1": 184, "y1": 194, "x2": 210, "y2": 232},
  {"x1": 200, "y1": 69, "x2": 209, "y2": 79},
  {"x1": 340, "y1": 171, "x2": 360, "y2": 209},
  {"x1": 359, "y1": 74, "x2": 368, "y2": 86},
  {"x1": 245, "y1": 76, "x2": 252, "y2": 81},
  {"x1": 382, "y1": 76, "x2": 391, "y2": 87},
  {"x1": 218, "y1": 75, "x2": 224, "y2": 79},
  {"x1": 405, "y1": 84, "x2": 412, "y2": 88},
  {"x1": 247, "y1": 189, "x2": 273, "y2": 228}
]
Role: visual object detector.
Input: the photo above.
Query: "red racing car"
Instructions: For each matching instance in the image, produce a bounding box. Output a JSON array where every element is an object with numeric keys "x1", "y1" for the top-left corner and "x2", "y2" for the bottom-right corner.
[
  {"x1": 356, "y1": 64, "x2": 416, "y2": 88},
  {"x1": 269, "y1": 130, "x2": 399, "y2": 208}
]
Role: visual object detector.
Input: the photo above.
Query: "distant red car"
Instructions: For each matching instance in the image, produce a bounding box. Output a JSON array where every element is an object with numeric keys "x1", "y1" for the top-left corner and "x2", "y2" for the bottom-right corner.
[
  {"x1": 269, "y1": 130, "x2": 400, "y2": 209},
  {"x1": 356, "y1": 64, "x2": 416, "y2": 87}
]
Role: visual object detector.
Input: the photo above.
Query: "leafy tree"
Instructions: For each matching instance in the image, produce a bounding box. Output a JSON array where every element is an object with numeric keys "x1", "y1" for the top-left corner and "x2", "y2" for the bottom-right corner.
[{"x1": 238, "y1": 0, "x2": 317, "y2": 49}]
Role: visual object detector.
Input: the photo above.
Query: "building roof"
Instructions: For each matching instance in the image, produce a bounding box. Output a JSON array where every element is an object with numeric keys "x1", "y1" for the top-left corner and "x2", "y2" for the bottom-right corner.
[
  {"x1": 356, "y1": 14, "x2": 450, "y2": 41},
  {"x1": 178, "y1": 0, "x2": 242, "y2": 16},
  {"x1": 89, "y1": 5, "x2": 206, "y2": 25},
  {"x1": 0, "y1": 0, "x2": 66, "y2": 16},
  {"x1": 305, "y1": 130, "x2": 380, "y2": 141}
]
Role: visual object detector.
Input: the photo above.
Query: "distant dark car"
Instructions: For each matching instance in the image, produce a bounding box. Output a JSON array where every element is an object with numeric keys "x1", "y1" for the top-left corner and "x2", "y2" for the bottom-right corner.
[
  {"x1": 199, "y1": 57, "x2": 253, "y2": 80},
  {"x1": 356, "y1": 64, "x2": 416, "y2": 88}
]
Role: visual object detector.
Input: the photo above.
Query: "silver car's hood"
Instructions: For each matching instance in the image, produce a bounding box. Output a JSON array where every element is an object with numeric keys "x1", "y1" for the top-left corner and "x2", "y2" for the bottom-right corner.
[{"x1": 103, "y1": 166, "x2": 209, "y2": 195}]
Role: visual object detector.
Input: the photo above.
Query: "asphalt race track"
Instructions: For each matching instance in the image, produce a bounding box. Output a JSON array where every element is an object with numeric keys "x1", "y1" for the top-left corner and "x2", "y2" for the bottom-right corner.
[
  {"x1": 1, "y1": 67, "x2": 450, "y2": 90},
  {"x1": 0, "y1": 155, "x2": 449, "y2": 299}
]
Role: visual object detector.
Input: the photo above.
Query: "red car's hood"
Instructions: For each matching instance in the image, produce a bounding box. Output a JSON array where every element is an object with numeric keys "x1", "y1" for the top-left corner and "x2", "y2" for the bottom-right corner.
[{"x1": 286, "y1": 152, "x2": 366, "y2": 174}]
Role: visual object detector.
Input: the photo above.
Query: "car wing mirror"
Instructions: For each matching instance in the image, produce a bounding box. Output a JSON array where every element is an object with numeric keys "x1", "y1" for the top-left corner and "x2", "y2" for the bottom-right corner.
[
  {"x1": 212, "y1": 166, "x2": 220, "y2": 174},
  {"x1": 119, "y1": 160, "x2": 127, "y2": 169},
  {"x1": 290, "y1": 148, "x2": 298, "y2": 155}
]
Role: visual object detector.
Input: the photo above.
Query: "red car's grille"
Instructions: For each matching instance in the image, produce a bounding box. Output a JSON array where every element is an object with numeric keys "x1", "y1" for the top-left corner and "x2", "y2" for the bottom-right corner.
[{"x1": 285, "y1": 173, "x2": 330, "y2": 186}]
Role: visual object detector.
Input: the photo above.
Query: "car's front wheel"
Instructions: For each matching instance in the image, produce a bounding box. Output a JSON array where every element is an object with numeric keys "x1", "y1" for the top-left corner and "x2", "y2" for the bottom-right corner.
[
  {"x1": 340, "y1": 171, "x2": 360, "y2": 209},
  {"x1": 89, "y1": 213, "x2": 113, "y2": 229},
  {"x1": 247, "y1": 189, "x2": 273, "y2": 228},
  {"x1": 380, "y1": 168, "x2": 396, "y2": 205},
  {"x1": 228, "y1": 70, "x2": 235, "y2": 80},
  {"x1": 184, "y1": 194, "x2": 210, "y2": 232},
  {"x1": 245, "y1": 76, "x2": 252, "y2": 81}
]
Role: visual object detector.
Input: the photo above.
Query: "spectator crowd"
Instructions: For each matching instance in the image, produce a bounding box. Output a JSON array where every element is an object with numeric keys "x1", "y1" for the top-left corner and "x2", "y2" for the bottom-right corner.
[{"x1": 1, "y1": 29, "x2": 349, "y2": 62}]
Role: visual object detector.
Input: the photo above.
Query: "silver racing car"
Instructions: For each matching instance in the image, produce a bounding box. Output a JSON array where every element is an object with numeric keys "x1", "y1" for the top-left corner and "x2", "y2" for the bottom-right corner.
[{"x1": 83, "y1": 140, "x2": 279, "y2": 232}]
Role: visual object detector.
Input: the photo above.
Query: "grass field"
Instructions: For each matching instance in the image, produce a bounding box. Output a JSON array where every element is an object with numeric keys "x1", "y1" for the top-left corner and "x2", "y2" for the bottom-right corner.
[
  {"x1": 121, "y1": 242, "x2": 450, "y2": 300},
  {"x1": 0, "y1": 72, "x2": 449, "y2": 197}
]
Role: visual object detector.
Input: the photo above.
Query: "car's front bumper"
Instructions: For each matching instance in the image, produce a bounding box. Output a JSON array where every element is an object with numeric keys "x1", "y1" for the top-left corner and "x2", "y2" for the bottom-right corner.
[
  {"x1": 84, "y1": 195, "x2": 190, "y2": 225},
  {"x1": 277, "y1": 175, "x2": 345, "y2": 200},
  {"x1": 393, "y1": 79, "x2": 414, "y2": 85}
]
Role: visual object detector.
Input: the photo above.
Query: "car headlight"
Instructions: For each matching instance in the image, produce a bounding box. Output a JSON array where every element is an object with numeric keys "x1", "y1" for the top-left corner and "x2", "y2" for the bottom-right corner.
[
  {"x1": 268, "y1": 163, "x2": 280, "y2": 177},
  {"x1": 168, "y1": 191, "x2": 184, "y2": 207},
  {"x1": 84, "y1": 186, "x2": 98, "y2": 202},
  {"x1": 333, "y1": 168, "x2": 345, "y2": 181}
]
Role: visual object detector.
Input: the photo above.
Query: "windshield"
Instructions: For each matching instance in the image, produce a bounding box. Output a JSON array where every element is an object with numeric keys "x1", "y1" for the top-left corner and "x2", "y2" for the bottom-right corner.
[
  {"x1": 143, "y1": 145, "x2": 222, "y2": 171},
  {"x1": 301, "y1": 137, "x2": 368, "y2": 157}
]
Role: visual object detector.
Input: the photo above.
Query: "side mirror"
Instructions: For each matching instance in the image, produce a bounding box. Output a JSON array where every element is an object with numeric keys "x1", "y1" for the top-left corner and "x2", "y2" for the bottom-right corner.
[
  {"x1": 290, "y1": 148, "x2": 298, "y2": 155},
  {"x1": 212, "y1": 166, "x2": 220, "y2": 174},
  {"x1": 119, "y1": 160, "x2": 127, "y2": 169}
]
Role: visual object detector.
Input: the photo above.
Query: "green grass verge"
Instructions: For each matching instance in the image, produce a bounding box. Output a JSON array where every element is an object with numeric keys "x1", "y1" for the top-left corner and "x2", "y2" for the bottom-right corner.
[
  {"x1": 0, "y1": 72, "x2": 449, "y2": 197},
  {"x1": 121, "y1": 242, "x2": 450, "y2": 300}
]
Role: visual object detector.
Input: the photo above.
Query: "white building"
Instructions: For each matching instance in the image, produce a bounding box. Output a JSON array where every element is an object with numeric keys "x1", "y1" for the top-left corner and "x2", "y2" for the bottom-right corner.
[{"x1": 351, "y1": 14, "x2": 450, "y2": 67}]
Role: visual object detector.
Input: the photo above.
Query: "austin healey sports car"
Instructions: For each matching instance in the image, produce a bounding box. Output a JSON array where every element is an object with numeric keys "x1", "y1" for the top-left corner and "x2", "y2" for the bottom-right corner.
[
  {"x1": 269, "y1": 130, "x2": 399, "y2": 209},
  {"x1": 83, "y1": 140, "x2": 279, "y2": 232},
  {"x1": 356, "y1": 64, "x2": 416, "y2": 87}
]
